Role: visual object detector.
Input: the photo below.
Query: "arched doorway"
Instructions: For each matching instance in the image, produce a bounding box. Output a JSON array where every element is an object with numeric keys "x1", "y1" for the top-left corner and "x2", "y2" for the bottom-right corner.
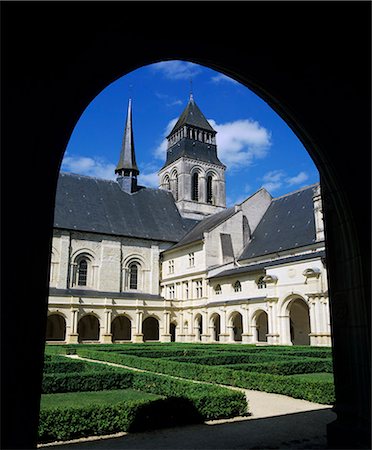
[
  {"x1": 142, "y1": 316, "x2": 159, "y2": 341},
  {"x1": 256, "y1": 310, "x2": 268, "y2": 343},
  {"x1": 210, "y1": 313, "x2": 221, "y2": 342},
  {"x1": 170, "y1": 322, "x2": 176, "y2": 342},
  {"x1": 77, "y1": 315, "x2": 100, "y2": 342},
  {"x1": 289, "y1": 299, "x2": 310, "y2": 345},
  {"x1": 230, "y1": 312, "x2": 243, "y2": 342},
  {"x1": 111, "y1": 315, "x2": 131, "y2": 342},
  {"x1": 46, "y1": 314, "x2": 66, "y2": 341}
]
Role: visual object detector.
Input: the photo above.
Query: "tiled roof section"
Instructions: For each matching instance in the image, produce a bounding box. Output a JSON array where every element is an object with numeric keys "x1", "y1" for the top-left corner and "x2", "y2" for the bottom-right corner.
[
  {"x1": 162, "y1": 139, "x2": 225, "y2": 168},
  {"x1": 54, "y1": 172, "x2": 194, "y2": 242},
  {"x1": 169, "y1": 206, "x2": 236, "y2": 250},
  {"x1": 49, "y1": 287, "x2": 163, "y2": 300},
  {"x1": 209, "y1": 250, "x2": 326, "y2": 280},
  {"x1": 239, "y1": 184, "x2": 319, "y2": 261},
  {"x1": 168, "y1": 96, "x2": 216, "y2": 136}
]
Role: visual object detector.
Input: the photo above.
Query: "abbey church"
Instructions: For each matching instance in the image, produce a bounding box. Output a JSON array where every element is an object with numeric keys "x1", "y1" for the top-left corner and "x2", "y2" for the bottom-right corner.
[{"x1": 47, "y1": 95, "x2": 331, "y2": 347}]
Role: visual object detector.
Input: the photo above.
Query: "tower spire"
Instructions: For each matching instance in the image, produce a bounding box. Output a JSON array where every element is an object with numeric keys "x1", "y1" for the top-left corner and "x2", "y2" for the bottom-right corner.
[{"x1": 115, "y1": 98, "x2": 139, "y2": 193}]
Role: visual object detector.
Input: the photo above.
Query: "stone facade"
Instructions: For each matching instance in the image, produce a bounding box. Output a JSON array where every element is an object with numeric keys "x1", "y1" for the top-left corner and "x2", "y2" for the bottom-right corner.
[{"x1": 46, "y1": 96, "x2": 331, "y2": 347}]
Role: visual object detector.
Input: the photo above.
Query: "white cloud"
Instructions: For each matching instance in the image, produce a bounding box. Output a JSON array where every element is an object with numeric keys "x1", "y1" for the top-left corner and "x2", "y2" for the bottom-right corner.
[
  {"x1": 61, "y1": 155, "x2": 116, "y2": 180},
  {"x1": 138, "y1": 171, "x2": 159, "y2": 188},
  {"x1": 153, "y1": 117, "x2": 272, "y2": 171},
  {"x1": 209, "y1": 119, "x2": 272, "y2": 170},
  {"x1": 260, "y1": 170, "x2": 310, "y2": 193},
  {"x1": 153, "y1": 118, "x2": 178, "y2": 160},
  {"x1": 151, "y1": 61, "x2": 202, "y2": 80},
  {"x1": 286, "y1": 171, "x2": 309, "y2": 186},
  {"x1": 211, "y1": 73, "x2": 239, "y2": 85}
]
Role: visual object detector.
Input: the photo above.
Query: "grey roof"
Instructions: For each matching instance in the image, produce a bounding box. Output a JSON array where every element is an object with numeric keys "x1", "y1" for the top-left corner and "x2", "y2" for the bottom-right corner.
[
  {"x1": 239, "y1": 184, "x2": 319, "y2": 261},
  {"x1": 54, "y1": 172, "x2": 195, "y2": 242},
  {"x1": 162, "y1": 139, "x2": 225, "y2": 169},
  {"x1": 209, "y1": 250, "x2": 326, "y2": 280},
  {"x1": 169, "y1": 206, "x2": 237, "y2": 251},
  {"x1": 115, "y1": 99, "x2": 139, "y2": 174},
  {"x1": 49, "y1": 287, "x2": 163, "y2": 300},
  {"x1": 167, "y1": 96, "x2": 216, "y2": 137}
]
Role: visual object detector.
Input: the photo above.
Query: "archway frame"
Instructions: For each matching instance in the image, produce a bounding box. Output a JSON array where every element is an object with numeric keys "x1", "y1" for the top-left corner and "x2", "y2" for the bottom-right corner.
[{"x1": 2, "y1": 7, "x2": 370, "y2": 448}]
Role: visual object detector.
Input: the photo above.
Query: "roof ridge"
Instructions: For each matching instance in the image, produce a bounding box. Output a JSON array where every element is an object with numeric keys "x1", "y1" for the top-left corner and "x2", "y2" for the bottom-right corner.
[
  {"x1": 60, "y1": 171, "x2": 116, "y2": 184},
  {"x1": 273, "y1": 182, "x2": 319, "y2": 201}
]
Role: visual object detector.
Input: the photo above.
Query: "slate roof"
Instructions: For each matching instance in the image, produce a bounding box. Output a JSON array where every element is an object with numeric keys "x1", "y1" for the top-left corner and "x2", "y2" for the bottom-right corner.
[
  {"x1": 54, "y1": 172, "x2": 195, "y2": 242},
  {"x1": 49, "y1": 287, "x2": 163, "y2": 300},
  {"x1": 163, "y1": 139, "x2": 225, "y2": 168},
  {"x1": 169, "y1": 206, "x2": 237, "y2": 250},
  {"x1": 167, "y1": 96, "x2": 216, "y2": 136},
  {"x1": 239, "y1": 184, "x2": 319, "y2": 261},
  {"x1": 209, "y1": 250, "x2": 326, "y2": 280}
]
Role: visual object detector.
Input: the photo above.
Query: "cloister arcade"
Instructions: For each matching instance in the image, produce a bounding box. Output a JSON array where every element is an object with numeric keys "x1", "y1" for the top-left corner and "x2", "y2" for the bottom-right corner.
[{"x1": 46, "y1": 294, "x2": 318, "y2": 346}]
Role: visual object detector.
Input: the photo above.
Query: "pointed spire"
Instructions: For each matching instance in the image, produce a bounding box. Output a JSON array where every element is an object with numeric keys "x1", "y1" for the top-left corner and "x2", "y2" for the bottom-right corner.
[{"x1": 115, "y1": 98, "x2": 139, "y2": 175}]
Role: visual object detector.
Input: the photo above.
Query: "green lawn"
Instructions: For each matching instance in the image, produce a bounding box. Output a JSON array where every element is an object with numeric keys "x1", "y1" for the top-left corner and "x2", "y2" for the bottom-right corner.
[{"x1": 41, "y1": 389, "x2": 163, "y2": 410}]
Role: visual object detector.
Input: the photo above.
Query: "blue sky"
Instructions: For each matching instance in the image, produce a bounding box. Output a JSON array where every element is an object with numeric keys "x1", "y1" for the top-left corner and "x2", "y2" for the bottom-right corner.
[{"x1": 62, "y1": 60, "x2": 319, "y2": 206}]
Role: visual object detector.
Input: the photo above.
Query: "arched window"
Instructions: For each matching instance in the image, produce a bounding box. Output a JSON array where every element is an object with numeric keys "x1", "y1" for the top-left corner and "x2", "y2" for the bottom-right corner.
[
  {"x1": 207, "y1": 175, "x2": 213, "y2": 204},
  {"x1": 171, "y1": 171, "x2": 178, "y2": 201},
  {"x1": 163, "y1": 175, "x2": 170, "y2": 191},
  {"x1": 192, "y1": 172, "x2": 199, "y2": 201},
  {"x1": 257, "y1": 276, "x2": 267, "y2": 289},
  {"x1": 233, "y1": 280, "x2": 242, "y2": 292},
  {"x1": 77, "y1": 259, "x2": 88, "y2": 286},
  {"x1": 129, "y1": 262, "x2": 138, "y2": 290},
  {"x1": 215, "y1": 284, "x2": 221, "y2": 295}
]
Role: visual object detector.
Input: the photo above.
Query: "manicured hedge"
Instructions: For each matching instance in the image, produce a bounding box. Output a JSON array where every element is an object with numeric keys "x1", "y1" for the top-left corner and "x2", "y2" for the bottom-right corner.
[
  {"x1": 42, "y1": 361, "x2": 247, "y2": 420},
  {"x1": 76, "y1": 349, "x2": 335, "y2": 404},
  {"x1": 43, "y1": 360, "x2": 88, "y2": 374},
  {"x1": 42, "y1": 369, "x2": 133, "y2": 393},
  {"x1": 221, "y1": 358, "x2": 333, "y2": 375},
  {"x1": 39, "y1": 397, "x2": 204, "y2": 443}
]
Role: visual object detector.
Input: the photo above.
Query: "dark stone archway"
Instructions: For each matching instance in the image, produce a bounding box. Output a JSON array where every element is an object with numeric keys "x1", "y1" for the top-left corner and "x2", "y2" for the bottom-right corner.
[
  {"x1": 1, "y1": 2, "x2": 370, "y2": 449},
  {"x1": 45, "y1": 314, "x2": 66, "y2": 341}
]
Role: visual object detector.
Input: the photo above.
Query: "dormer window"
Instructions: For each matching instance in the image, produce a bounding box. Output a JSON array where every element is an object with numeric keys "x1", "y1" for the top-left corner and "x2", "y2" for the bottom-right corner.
[
  {"x1": 233, "y1": 280, "x2": 242, "y2": 292},
  {"x1": 257, "y1": 276, "x2": 267, "y2": 289}
]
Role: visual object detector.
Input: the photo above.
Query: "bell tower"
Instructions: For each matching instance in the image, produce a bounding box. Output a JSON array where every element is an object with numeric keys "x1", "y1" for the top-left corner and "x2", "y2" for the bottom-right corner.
[{"x1": 158, "y1": 94, "x2": 226, "y2": 220}]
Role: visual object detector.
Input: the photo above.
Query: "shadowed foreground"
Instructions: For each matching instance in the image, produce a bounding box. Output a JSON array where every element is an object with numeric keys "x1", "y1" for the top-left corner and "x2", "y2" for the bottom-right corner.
[{"x1": 41, "y1": 408, "x2": 336, "y2": 450}]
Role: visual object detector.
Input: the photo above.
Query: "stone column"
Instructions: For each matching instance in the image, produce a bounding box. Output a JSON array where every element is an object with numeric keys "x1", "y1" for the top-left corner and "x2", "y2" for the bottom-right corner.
[
  {"x1": 241, "y1": 306, "x2": 253, "y2": 344},
  {"x1": 201, "y1": 309, "x2": 210, "y2": 342},
  {"x1": 309, "y1": 299, "x2": 318, "y2": 346},
  {"x1": 278, "y1": 313, "x2": 291, "y2": 345},
  {"x1": 67, "y1": 308, "x2": 79, "y2": 344},
  {"x1": 219, "y1": 307, "x2": 229, "y2": 343},
  {"x1": 161, "y1": 311, "x2": 171, "y2": 342},
  {"x1": 101, "y1": 309, "x2": 112, "y2": 343},
  {"x1": 267, "y1": 298, "x2": 280, "y2": 345},
  {"x1": 132, "y1": 310, "x2": 144, "y2": 343},
  {"x1": 199, "y1": 174, "x2": 206, "y2": 203}
]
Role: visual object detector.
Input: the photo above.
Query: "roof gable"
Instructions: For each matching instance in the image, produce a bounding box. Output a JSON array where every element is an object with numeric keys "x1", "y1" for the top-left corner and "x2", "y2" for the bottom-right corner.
[{"x1": 238, "y1": 184, "x2": 318, "y2": 260}]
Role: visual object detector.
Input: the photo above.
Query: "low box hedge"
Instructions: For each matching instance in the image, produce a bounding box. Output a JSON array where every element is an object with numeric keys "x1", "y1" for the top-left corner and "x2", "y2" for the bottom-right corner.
[
  {"x1": 39, "y1": 396, "x2": 205, "y2": 443},
  {"x1": 76, "y1": 349, "x2": 334, "y2": 405},
  {"x1": 42, "y1": 361, "x2": 247, "y2": 420}
]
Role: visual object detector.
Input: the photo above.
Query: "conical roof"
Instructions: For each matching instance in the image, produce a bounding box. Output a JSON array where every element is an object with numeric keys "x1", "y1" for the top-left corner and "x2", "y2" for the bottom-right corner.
[
  {"x1": 115, "y1": 99, "x2": 139, "y2": 174},
  {"x1": 167, "y1": 95, "x2": 216, "y2": 138}
]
